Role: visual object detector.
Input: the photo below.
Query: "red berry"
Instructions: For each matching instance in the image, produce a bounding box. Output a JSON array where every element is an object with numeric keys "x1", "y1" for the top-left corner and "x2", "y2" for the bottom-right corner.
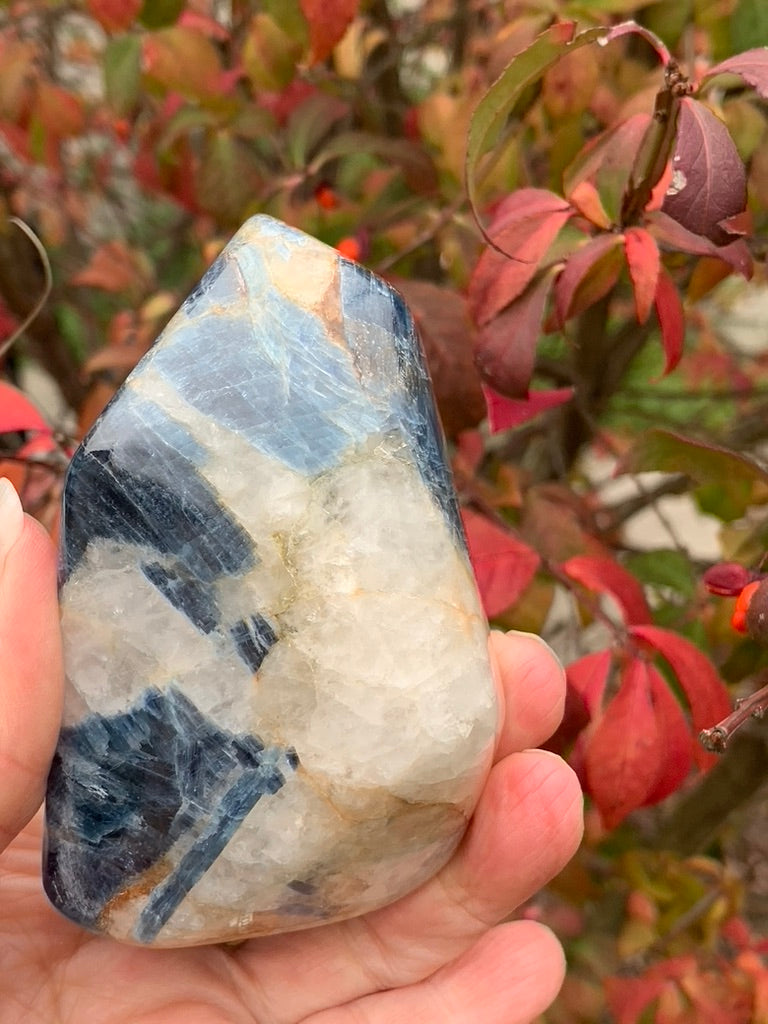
[{"x1": 335, "y1": 236, "x2": 361, "y2": 261}]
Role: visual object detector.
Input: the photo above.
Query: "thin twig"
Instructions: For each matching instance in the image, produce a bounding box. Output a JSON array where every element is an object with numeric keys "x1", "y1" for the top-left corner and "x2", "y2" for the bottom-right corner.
[
  {"x1": 0, "y1": 217, "x2": 53, "y2": 361},
  {"x1": 375, "y1": 195, "x2": 466, "y2": 272},
  {"x1": 700, "y1": 679, "x2": 768, "y2": 753}
]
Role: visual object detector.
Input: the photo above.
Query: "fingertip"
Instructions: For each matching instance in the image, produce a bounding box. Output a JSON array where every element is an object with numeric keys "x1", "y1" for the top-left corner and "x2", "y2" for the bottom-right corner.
[
  {"x1": 490, "y1": 630, "x2": 566, "y2": 758},
  {"x1": 0, "y1": 506, "x2": 63, "y2": 847}
]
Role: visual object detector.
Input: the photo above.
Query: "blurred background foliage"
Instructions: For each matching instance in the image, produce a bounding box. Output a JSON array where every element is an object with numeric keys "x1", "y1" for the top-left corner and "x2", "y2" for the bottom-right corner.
[{"x1": 3, "y1": 0, "x2": 768, "y2": 1020}]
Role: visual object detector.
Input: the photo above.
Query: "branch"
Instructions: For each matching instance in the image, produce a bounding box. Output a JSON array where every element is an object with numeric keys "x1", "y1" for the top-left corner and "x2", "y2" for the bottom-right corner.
[{"x1": 700, "y1": 677, "x2": 768, "y2": 753}]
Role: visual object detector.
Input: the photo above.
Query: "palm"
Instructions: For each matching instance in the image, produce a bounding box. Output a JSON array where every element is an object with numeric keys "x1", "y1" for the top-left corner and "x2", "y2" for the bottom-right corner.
[{"x1": 0, "y1": 510, "x2": 582, "y2": 1024}]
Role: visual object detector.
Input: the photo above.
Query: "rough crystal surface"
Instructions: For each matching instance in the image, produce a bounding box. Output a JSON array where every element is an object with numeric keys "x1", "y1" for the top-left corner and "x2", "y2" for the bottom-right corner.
[{"x1": 43, "y1": 216, "x2": 498, "y2": 947}]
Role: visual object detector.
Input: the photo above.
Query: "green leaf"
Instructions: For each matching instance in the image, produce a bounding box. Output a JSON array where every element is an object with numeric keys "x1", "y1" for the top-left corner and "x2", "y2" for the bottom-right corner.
[
  {"x1": 695, "y1": 479, "x2": 753, "y2": 522},
  {"x1": 139, "y1": 0, "x2": 184, "y2": 29},
  {"x1": 54, "y1": 303, "x2": 88, "y2": 364},
  {"x1": 242, "y1": 13, "x2": 302, "y2": 91},
  {"x1": 104, "y1": 34, "x2": 142, "y2": 117},
  {"x1": 466, "y1": 21, "x2": 582, "y2": 219},
  {"x1": 731, "y1": 0, "x2": 768, "y2": 52},
  {"x1": 285, "y1": 93, "x2": 348, "y2": 169},
  {"x1": 262, "y1": 0, "x2": 308, "y2": 44},
  {"x1": 195, "y1": 130, "x2": 263, "y2": 225},
  {"x1": 624, "y1": 550, "x2": 696, "y2": 599},
  {"x1": 619, "y1": 428, "x2": 768, "y2": 485}
]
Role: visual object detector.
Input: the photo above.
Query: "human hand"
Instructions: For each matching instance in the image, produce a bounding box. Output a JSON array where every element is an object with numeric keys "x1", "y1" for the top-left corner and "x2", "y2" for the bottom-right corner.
[{"x1": 0, "y1": 483, "x2": 582, "y2": 1024}]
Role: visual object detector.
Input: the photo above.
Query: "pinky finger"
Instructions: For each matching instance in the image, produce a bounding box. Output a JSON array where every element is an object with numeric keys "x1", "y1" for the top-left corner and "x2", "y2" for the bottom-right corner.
[{"x1": 304, "y1": 920, "x2": 566, "y2": 1024}]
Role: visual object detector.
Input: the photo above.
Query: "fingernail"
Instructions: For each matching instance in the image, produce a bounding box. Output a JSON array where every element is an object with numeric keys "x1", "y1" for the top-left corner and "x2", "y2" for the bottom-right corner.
[
  {"x1": 502, "y1": 629, "x2": 565, "y2": 673},
  {"x1": 0, "y1": 477, "x2": 24, "y2": 565}
]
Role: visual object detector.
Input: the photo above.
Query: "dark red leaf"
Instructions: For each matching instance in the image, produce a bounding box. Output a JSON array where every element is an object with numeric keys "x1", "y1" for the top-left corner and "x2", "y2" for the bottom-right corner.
[
  {"x1": 461, "y1": 508, "x2": 540, "y2": 618},
  {"x1": 483, "y1": 385, "x2": 574, "y2": 433},
  {"x1": 702, "y1": 562, "x2": 755, "y2": 597},
  {"x1": 0, "y1": 381, "x2": 52, "y2": 436},
  {"x1": 648, "y1": 210, "x2": 753, "y2": 277},
  {"x1": 584, "y1": 658, "x2": 664, "y2": 828},
  {"x1": 392, "y1": 279, "x2": 485, "y2": 437},
  {"x1": 702, "y1": 49, "x2": 768, "y2": 101},
  {"x1": 553, "y1": 234, "x2": 625, "y2": 327},
  {"x1": 468, "y1": 189, "x2": 572, "y2": 325},
  {"x1": 602, "y1": 20, "x2": 670, "y2": 63},
  {"x1": 300, "y1": 0, "x2": 359, "y2": 64},
  {"x1": 562, "y1": 554, "x2": 652, "y2": 625},
  {"x1": 473, "y1": 269, "x2": 555, "y2": 397},
  {"x1": 642, "y1": 664, "x2": 693, "y2": 804},
  {"x1": 628, "y1": 624, "x2": 731, "y2": 769},
  {"x1": 654, "y1": 268, "x2": 685, "y2": 374},
  {"x1": 662, "y1": 97, "x2": 747, "y2": 245},
  {"x1": 566, "y1": 649, "x2": 613, "y2": 716},
  {"x1": 624, "y1": 227, "x2": 660, "y2": 324}
]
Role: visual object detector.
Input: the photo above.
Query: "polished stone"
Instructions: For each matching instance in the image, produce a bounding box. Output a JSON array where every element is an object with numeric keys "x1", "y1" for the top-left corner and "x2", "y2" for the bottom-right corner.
[{"x1": 43, "y1": 216, "x2": 497, "y2": 947}]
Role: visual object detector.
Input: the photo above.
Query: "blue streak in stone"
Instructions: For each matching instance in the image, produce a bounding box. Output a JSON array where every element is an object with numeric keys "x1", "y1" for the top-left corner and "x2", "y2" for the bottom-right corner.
[
  {"x1": 337, "y1": 259, "x2": 464, "y2": 548},
  {"x1": 142, "y1": 561, "x2": 220, "y2": 634},
  {"x1": 230, "y1": 614, "x2": 278, "y2": 672},
  {"x1": 61, "y1": 392, "x2": 255, "y2": 584},
  {"x1": 44, "y1": 687, "x2": 296, "y2": 940},
  {"x1": 134, "y1": 748, "x2": 288, "y2": 943}
]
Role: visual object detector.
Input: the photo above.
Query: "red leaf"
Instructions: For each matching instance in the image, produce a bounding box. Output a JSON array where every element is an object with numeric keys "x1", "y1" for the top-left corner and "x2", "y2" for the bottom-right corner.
[
  {"x1": 662, "y1": 97, "x2": 747, "y2": 245},
  {"x1": 584, "y1": 658, "x2": 664, "y2": 828},
  {"x1": 703, "y1": 49, "x2": 768, "y2": 101},
  {"x1": 300, "y1": 0, "x2": 360, "y2": 64},
  {"x1": 483, "y1": 384, "x2": 573, "y2": 433},
  {"x1": 568, "y1": 181, "x2": 611, "y2": 229},
  {"x1": 474, "y1": 269, "x2": 555, "y2": 397},
  {"x1": 0, "y1": 381, "x2": 52, "y2": 436},
  {"x1": 654, "y1": 268, "x2": 685, "y2": 374},
  {"x1": 648, "y1": 210, "x2": 753, "y2": 277},
  {"x1": 71, "y1": 242, "x2": 144, "y2": 293},
  {"x1": 468, "y1": 189, "x2": 572, "y2": 325},
  {"x1": 628, "y1": 624, "x2": 731, "y2": 769},
  {"x1": 35, "y1": 82, "x2": 85, "y2": 139},
  {"x1": 642, "y1": 664, "x2": 693, "y2": 804},
  {"x1": 461, "y1": 508, "x2": 540, "y2": 618},
  {"x1": 566, "y1": 649, "x2": 613, "y2": 717},
  {"x1": 562, "y1": 554, "x2": 652, "y2": 625},
  {"x1": 624, "y1": 227, "x2": 660, "y2": 324},
  {"x1": 87, "y1": 0, "x2": 142, "y2": 32},
  {"x1": 605, "y1": 959, "x2": 697, "y2": 1024},
  {"x1": 553, "y1": 234, "x2": 625, "y2": 327}
]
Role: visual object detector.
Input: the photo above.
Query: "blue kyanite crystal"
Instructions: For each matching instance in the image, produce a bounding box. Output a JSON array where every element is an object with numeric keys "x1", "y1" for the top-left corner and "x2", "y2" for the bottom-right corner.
[{"x1": 44, "y1": 216, "x2": 497, "y2": 947}]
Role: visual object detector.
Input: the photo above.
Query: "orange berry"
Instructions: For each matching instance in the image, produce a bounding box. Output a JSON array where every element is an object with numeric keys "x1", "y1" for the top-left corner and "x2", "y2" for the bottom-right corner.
[
  {"x1": 335, "y1": 236, "x2": 361, "y2": 261},
  {"x1": 732, "y1": 580, "x2": 761, "y2": 633}
]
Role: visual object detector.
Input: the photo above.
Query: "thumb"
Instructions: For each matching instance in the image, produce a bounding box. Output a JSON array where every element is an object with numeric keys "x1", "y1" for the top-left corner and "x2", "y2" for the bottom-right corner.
[{"x1": 0, "y1": 479, "x2": 63, "y2": 850}]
